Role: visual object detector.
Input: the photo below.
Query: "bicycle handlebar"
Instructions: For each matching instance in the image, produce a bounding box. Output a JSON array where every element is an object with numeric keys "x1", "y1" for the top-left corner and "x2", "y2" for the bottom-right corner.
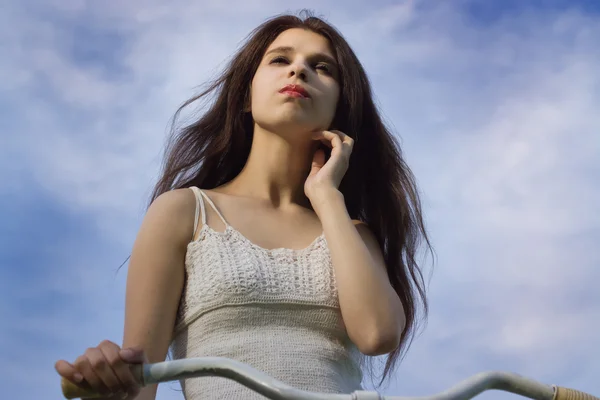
[{"x1": 60, "y1": 357, "x2": 599, "y2": 400}]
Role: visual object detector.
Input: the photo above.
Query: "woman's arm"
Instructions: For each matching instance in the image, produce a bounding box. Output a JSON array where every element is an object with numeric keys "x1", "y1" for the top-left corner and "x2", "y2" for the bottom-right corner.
[
  {"x1": 306, "y1": 130, "x2": 405, "y2": 356},
  {"x1": 121, "y1": 189, "x2": 196, "y2": 399},
  {"x1": 313, "y1": 190, "x2": 405, "y2": 356}
]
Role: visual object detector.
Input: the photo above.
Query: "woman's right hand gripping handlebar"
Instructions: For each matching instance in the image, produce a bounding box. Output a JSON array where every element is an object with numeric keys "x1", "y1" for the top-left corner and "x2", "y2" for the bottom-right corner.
[{"x1": 55, "y1": 340, "x2": 148, "y2": 399}]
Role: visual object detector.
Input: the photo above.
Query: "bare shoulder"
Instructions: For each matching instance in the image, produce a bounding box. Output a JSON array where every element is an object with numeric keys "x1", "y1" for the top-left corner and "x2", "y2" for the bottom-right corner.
[
  {"x1": 150, "y1": 188, "x2": 196, "y2": 216},
  {"x1": 201, "y1": 187, "x2": 234, "y2": 203},
  {"x1": 141, "y1": 188, "x2": 197, "y2": 244}
]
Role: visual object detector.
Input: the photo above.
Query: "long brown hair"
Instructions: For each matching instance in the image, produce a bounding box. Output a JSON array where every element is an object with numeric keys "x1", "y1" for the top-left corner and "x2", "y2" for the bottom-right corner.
[{"x1": 151, "y1": 10, "x2": 433, "y2": 387}]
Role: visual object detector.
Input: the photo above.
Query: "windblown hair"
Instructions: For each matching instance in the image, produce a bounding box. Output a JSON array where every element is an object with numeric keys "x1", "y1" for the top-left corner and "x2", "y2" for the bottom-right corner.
[{"x1": 151, "y1": 10, "x2": 432, "y2": 388}]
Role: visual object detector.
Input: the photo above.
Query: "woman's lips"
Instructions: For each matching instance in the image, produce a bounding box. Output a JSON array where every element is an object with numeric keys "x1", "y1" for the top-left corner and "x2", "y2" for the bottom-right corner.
[{"x1": 279, "y1": 84, "x2": 310, "y2": 98}]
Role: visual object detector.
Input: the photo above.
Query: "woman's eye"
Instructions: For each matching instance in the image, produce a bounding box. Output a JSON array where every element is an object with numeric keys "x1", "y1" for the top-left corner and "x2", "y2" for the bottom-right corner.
[
  {"x1": 315, "y1": 63, "x2": 331, "y2": 74},
  {"x1": 270, "y1": 56, "x2": 289, "y2": 64}
]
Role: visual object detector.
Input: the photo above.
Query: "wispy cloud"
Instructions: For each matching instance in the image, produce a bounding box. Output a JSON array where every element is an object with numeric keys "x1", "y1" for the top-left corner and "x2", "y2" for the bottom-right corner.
[{"x1": 1, "y1": 1, "x2": 598, "y2": 399}]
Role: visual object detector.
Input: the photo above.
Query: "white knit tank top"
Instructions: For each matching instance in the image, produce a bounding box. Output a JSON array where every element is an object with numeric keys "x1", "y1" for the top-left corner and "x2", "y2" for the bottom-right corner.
[{"x1": 170, "y1": 187, "x2": 364, "y2": 399}]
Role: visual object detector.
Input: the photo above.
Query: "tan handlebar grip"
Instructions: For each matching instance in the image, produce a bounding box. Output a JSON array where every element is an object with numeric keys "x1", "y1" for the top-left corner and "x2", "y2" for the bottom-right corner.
[
  {"x1": 553, "y1": 386, "x2": 600, "y2": 400},
  {"x1": 61, "y1": 364, "x2": 144, "y2": 399}
]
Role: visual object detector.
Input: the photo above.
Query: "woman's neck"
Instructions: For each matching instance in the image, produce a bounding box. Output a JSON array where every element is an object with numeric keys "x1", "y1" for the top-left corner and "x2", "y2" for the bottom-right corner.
[{"x1": 219, "y1": 125, "x2": 318, "y2": 208}]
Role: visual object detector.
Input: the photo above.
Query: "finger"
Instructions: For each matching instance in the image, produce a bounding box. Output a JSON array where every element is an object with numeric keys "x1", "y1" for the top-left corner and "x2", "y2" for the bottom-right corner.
[
  {"x1": 55, "y1": 359, "x2": 84, "y2": 384},
  {"x1": 315, "y1": 138, "x2": 333, "y2": 148},
  {"x1": 331, "y1": 130, "x2": 354, "y2": 148},
  {"x1": 311, "y1": 148, "x2": 326, "y2": 170},
  {"x1": 119, "y1": 346, "x2": 149, "y2": 364},
  {"x1": 329, "y1": 129, "x2": 346, "y2": 138},
  {"x1": 99, "y1": 342, "x2": 140, "y2": 394},
  {"x1": 311, "y1": 131, "x2": 333, "y2": 148},
  {"x1": 329, "y1": 131, "x2": 354, "y2": 158},
  {"x1": 74, "y1": 353, "x2": 110, "y2": 395},
  {"x1": 87, "y1": 345, "x2": 127, "y2": 395},
  {"x1": 312, "y1": 129, "x2": 341, "y2": 141},
  {"x1": 320, "y1": 130, "x2": 343, "y2": 149}
]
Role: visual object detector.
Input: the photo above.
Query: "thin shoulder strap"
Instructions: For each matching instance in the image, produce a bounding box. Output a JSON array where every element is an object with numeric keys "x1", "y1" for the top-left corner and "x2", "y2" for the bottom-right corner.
[
  {"x1": 189, "y1": 187, "x2": 205, "y2": 239},
  {"x1": 198, "y1": 189, "x2": 228, "y2": 226}
]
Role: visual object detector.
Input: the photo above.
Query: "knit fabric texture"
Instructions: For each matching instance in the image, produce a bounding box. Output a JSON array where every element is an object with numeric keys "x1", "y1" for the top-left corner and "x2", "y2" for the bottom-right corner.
[{"x1": 170, "y1": 187, "x2": 364, "y2": 399}]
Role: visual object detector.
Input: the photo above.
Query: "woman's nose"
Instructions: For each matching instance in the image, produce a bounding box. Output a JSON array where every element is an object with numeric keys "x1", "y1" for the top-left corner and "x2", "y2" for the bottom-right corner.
[{"x1": 288, "y1": 63, "x2": 307, "y2": 81}]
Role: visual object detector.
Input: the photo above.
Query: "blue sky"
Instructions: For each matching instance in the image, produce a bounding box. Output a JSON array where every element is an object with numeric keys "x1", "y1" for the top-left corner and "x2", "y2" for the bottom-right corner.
[{"x1": 1, "y1": 1, "x2": 599, "y2": 399}]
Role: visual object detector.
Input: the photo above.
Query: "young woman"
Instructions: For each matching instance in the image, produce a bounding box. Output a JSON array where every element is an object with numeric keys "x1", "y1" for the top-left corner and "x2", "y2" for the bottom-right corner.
[{"x1": 55, "y1": 11, "x2": 432, "y2": 400}]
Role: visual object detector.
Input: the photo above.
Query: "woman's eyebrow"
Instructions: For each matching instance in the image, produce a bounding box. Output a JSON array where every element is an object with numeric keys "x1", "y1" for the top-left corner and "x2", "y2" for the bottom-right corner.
[{"x1": 265, "y1": 46, "x2": 338, "y2": 67}]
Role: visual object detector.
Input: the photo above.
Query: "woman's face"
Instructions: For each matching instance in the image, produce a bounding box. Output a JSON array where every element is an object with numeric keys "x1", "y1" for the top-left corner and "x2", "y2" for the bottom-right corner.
[{"x1": 249, "y1": 28, "x2": 340, "y2": 138}]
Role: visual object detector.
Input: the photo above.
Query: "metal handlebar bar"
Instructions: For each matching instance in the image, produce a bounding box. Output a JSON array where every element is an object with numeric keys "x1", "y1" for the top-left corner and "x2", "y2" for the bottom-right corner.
[{"x1": 60, "y1": 357, "x2": 599, "y2": 400}]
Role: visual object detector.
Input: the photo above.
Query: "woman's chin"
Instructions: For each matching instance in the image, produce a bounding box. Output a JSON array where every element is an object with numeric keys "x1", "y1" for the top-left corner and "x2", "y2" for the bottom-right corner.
[{"x1": 256, "y1": 119, "x2": 322, "y2": 137}]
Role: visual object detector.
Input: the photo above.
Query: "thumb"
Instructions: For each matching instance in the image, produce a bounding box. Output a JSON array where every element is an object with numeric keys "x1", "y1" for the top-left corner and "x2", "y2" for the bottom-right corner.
[
  {"x1": 119, "y1": 346, "x2": 148, "y2": 364},
  {"x1": 310, "y1": 148, "x2": 326, "y2": 174}
]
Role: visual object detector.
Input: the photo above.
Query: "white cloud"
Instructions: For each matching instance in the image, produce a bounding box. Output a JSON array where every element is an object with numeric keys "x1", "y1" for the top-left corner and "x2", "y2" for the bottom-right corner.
[{"x1": 2, "y1": 1, "x2": 599, "y2": 399}]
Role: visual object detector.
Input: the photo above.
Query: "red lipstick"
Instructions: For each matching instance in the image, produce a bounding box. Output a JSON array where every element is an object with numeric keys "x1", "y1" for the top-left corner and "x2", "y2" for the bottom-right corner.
[{"x1": 279, "y1": 84, "x2": 310, "y2": 98}]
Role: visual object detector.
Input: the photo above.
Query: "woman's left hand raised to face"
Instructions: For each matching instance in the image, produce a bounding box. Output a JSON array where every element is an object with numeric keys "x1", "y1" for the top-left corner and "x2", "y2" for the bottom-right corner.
[{"x1": 304, "y1": 129, "x2": 354, "y2": 207}]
